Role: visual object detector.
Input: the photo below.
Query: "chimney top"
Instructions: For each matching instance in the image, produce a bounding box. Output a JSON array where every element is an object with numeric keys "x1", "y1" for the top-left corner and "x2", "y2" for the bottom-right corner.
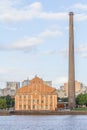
[{"x1": 69, "y1": 12, "x2": 74, "y2": 15}]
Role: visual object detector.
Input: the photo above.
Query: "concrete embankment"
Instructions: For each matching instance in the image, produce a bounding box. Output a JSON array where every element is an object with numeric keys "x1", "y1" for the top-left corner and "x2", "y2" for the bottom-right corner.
[
  {"x1": 0, "y1": 110, "x2": 87, "y2": 115},
  {"x1": 9, "y1": 110, "x2": 87, "y2": 115},
  {"x1": 0, "y1": 110, "x2": 10, "y2": 116}
]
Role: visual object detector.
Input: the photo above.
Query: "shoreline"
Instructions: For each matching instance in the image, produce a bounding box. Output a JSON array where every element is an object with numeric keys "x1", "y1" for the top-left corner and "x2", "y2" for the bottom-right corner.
[{"x1": 1, "y1": 110, "x2": 87, "y2": 116}]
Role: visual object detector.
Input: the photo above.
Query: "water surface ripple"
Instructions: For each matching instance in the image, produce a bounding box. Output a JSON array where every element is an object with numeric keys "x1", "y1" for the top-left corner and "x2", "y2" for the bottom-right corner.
[{"x1": 0, "y1": 115, "x2": 87, "y2": 130}]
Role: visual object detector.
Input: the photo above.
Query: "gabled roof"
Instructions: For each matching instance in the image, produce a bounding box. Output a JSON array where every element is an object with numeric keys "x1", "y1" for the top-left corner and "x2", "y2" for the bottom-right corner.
[{"x1": 16, "y1": 76, "x2": 57, "y2": 95}]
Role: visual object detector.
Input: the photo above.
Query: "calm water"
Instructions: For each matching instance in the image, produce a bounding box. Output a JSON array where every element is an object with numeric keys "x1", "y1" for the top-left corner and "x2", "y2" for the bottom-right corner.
[{"x1": 0, "y1": 115, "x2": 87, "y2": 130}]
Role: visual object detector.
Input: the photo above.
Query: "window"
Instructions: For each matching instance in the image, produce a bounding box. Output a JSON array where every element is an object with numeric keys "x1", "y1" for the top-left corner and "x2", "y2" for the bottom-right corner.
[
  {"x1": 37, "y1": 105, "x2": 39, "y2": 109},
  {"x1": 19, "y1": 95, "x2": 21, "y2": 99},
  {"x1": 37, "y1": 100, "x2": 39, "y2": 104},
  {"x1": 28, "y1": 105, "x2": 31, "y2": 109},
  {"x1": 46, "y1": 100, "x2": 48, "y2": 104},
  {"x1": 19, "y1": 105, "x2": 22, "y2": 109},
  {"x1": 33, "y1": 105, "x2": 35, "y2": 109},
  {"x1": 24, "y1": 95, "x2": 26, "y2": 98},
  {"x1": 45, "y1": 95, "x2": 48, "y2": 100},
  {"x1": 50, "y1": 95, "x2": 52, "y2": 99},
  {"x1": 24, "y1": 105, "x2": 26, "y2": 110},
  {"x1": 42, "y1": 95, "x2": 44, "y2": 98},
  {"x1": 41, "y1": 106, "x2": 44, "y2": 110},
  {"x1": 28, "y1": 95, "x2": 31, "y2": 98},
  {"x1": 24, "y1": 100, "x2": 26, "y2": 104},
  {"x1": 33, "y1": 99, "x2": 35, "y2": 103},
  {"x1": 41, "y1": 100, "x2": 44, "y2": 103},
  {"x1": 19, "y1": 100, "x2": 22, "y2": 104},
  {"x1": 46, "y1": 105, "x2": 48, "y2": 109},
  {"x1": 50, "y1": 105, "x2": 53, "y2": 110},
  {"x1": 28, "y1": 100, "x2": 31, "y2": 103}
]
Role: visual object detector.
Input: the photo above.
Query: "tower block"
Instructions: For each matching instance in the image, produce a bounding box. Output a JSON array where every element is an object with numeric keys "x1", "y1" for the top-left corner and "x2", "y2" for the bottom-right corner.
[{"x1": 68, "y1": 12, "x2": 75, "y2": 108}]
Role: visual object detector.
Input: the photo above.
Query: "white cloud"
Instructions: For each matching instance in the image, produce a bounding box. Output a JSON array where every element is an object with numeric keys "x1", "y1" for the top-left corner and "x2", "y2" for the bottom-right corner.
[
  {"x1": 69, "y1": 3, "x2": 87, "y2": 21},
  {"x1": 76, "y1": 44, "x2": 87, "y2": 58},
  {"x1": 80, "y1": 53, "x2": 87, "y2": 58},
  {"x1": 77, "y1": 45, "x2": 87, "y2": 52},
  {"x1": 39, "y1": 29, "x2": 63, "y2": 38},
  {"x1": 41, "y1": 48, "x2": 68, "y2": 55},
  {"x1": 12, "y1": 37, "x2": 42, "y2": 49},
  {"x1": 11, "y1": 29, "x2": 63, "y2": 50},
  {"x1": 0, "y1": 1, "x2": 68, "y2": 22},
  {"x1": 0, "y1": 28, "x2": 63, "y2": 51},
  {"x1": 0, "y1": 1, "x2": 87, "y2": 22},
  {"x1": 39, "y1": 12, "x2": 67, "y2": 20},
  {"x1": 73, "y1": 3, "x2": 87, "y2": 10},
  {"x1": 75, "y1": 14, "x2": 87, "y2": 22}
]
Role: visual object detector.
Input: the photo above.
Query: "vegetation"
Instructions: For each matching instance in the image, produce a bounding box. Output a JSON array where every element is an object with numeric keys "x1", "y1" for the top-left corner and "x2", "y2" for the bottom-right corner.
[
  {"x1": 0, "y1": 95, "x2": 14, "y2": 109},
  {"x1": 0, "y1": 98, "x2": 7, "y2": 109},
  {"x1": 76, "y1": 93, "x2": 87, "y2": 106},
  {"x1": 73, "y1": 107, "x2": 87, "y2": 111},
  {"x1": 58, "y1": 93, "x2": 87, "y2": 106}
]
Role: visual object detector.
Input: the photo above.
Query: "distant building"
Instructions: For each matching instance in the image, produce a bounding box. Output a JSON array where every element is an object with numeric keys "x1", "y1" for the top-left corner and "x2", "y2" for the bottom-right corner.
[
  {"x1": 22, "y1": 79, "x2": 30, "y2": 87},
  {"x1": 0, "y1": 89, "x2": 4, "y2": 96},
  {"x1": 57, "y1": 81, "x2": 84, "y2": 98},
  {"x1": 7, "y1": 82, "x2": 20, "y2": 90},
  {"x1": 57, "y1": 86, "x2": 66, "y2": 98},
  {"x1": 43, "y1": 81, "x2": 52, "y2": 86},
  {"x1": 2, "y1": 82, "x2": 20, "y2": 97},
  {"x1": 64, "y1": 81, "x2": 83, "y2": 97},
  {"x1": 15, "y1": 76, "x2": 57, "y2": 111}
]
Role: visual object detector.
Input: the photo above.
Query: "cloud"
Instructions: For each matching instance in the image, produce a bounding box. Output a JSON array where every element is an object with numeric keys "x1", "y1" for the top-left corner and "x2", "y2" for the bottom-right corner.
[
  {"x1": 73, "y1": 3, "x2": 87, "y2": 10},
  {"x1": 0, "y1": 28, "x2": 63, "y2": 51},
  {"x1": 77, "y1": 45, "x2": 87, "y2": 52},
  {"x1": 75, "y1": 14, "x2": 87, "y2": 22},
  {"x1": 80, "y1": 53, "x2": 87, "y2": 58},
  {"x1": 41, "y1": 48, "x2": 68, "y2": 55},
  {"x1": 0, "y1": 1, "x2": 68, "y2": 22},
  {"x1": 39, "y1": 29, "x2": 63, "y2": 38},
  {"x1": 69, "y1": 3, "x2": 87, "y2": 21},
  {"x1": 42, "y1": 44, "x2": 87, "y2": 58},
  {"x1": 76, "y1": 44, "x2": 87, "y2": 58},
  {"x1": 39, "y1": 12, "x2": 67, "y2": 20},
  {"x1": 1, "y1": 1, "x2": 87, "y2": 22}
]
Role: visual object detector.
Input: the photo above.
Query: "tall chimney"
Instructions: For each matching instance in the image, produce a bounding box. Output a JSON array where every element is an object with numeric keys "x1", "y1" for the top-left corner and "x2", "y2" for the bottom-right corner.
[{"x1": 68, "y1": 12, "x2": 75, "y2": 109}]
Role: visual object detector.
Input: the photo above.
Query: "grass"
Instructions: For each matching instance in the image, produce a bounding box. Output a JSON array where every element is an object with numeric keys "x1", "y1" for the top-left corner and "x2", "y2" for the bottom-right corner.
[{"x1": 73, "y1": 107, "x2": 87, "y2": 111}]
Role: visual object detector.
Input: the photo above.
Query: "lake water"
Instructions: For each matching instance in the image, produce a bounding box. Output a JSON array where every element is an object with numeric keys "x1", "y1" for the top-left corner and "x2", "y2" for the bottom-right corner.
[{"x1": 0, "y1": 115, "x2": 87, "y2": 130}]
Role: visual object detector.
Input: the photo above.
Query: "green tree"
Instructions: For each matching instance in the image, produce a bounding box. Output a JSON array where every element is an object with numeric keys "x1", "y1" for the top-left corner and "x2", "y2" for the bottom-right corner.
[
  {"x1": 6, "y1": 95, "x2": 12, "y2": 109},
  {"x1": 60, "y1": 97, "x2": 68, "y2": 102},
  {"x1": 76, "y1": 94, "x2": 87, "y2": 106},
  {"x1": 0, "y1": 98, "x2": 7, "y2": 109}
]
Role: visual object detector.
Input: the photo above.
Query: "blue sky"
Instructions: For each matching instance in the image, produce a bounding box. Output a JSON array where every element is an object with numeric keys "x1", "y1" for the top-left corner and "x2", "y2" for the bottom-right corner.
[{"x1": 0, "y1": 0, "x2": 87, "y2": 88}]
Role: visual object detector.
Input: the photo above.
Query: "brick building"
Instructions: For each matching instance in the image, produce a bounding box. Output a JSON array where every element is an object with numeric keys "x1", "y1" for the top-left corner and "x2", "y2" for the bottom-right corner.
[{"x1": 15, "y1": 76, "x2": 57, "y2": 111}]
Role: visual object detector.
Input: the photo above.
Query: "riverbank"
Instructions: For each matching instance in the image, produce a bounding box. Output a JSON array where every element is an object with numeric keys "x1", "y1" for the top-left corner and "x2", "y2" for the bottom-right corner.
[
  {"x1": 1, "y1": 110, "x2": 87, "y2": 115},
  {"x1": 0, "y1": 110, "x2": 10, "y2": 116},
  {"x1": 9, "y1": 110, "x2": 87, "y2": 115}
]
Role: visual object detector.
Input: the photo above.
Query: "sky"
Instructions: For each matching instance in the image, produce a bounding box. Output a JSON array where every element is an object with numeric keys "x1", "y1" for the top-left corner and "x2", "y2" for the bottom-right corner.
[{"x1": 0, "y1": 0, "x2": 87, "y2": 88}]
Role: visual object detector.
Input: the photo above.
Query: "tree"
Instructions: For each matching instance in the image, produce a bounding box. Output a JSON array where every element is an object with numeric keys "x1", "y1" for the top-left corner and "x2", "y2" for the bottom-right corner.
[
  {"x1": 60, "y1": 97, "x2": 68, "y2": 102},
  {"x1": 76, "y1": 94, "x2": 87, "y2": 106},
  {"x1": 0, "y1": 98, "x2": 7, "y2": 109},
  {"x1": 5, "y1": 95, "x2": 13, "y2": 109}
]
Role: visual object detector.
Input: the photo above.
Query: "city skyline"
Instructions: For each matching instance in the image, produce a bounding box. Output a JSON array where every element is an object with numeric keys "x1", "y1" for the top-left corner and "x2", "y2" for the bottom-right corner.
[{"x1": 0, "y1": 0, "x2": 87, "y2": 88}]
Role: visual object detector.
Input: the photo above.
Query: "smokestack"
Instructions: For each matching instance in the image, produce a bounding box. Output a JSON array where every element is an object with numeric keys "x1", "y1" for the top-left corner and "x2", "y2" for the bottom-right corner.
[{"x1": 68, "y1": 12, "x2": 75, "y2": 109}]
